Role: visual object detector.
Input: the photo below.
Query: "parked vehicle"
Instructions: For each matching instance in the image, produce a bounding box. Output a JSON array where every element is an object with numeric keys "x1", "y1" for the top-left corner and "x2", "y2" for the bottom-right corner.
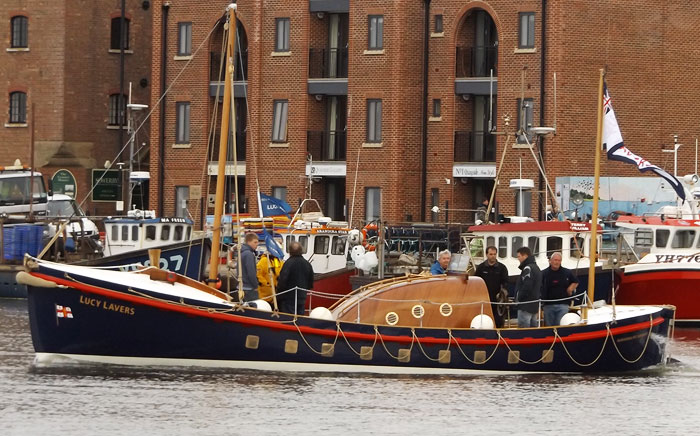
[{"x1": 0, "y1": 162, "x2": 48, "y2": 216}]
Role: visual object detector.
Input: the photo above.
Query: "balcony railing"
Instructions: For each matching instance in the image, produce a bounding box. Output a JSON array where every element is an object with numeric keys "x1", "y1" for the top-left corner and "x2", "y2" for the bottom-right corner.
[
  {"x1": 454, "y1": 131, "x2": 496, "y2": 162},
  {"x1": 210, "y1": 50, "x2": 248, "y2": 82},
  {"x1": 455, "y1": 46, "x2": 498, "y2": 78},
  {"x1": 307, "y1": 130, "x2": 347, "y2": 161},
  {"x1": 308, "y1": 47, "x2": 348, "y2": 79},
  {"x1": 212, "y1": 131, "x2": 247, "y2": 161}
]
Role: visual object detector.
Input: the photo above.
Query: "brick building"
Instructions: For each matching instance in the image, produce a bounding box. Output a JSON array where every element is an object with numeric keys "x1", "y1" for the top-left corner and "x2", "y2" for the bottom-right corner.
[
  {"x1": 149, "y1": 0, "x2": 700, "y2": 228},
  {"x1": 0, "y1": 0, "x2": 152, "y2": 215}
]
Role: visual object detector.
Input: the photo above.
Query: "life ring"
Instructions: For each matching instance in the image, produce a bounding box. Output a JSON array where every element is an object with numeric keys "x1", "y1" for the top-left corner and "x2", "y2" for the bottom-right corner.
[{"x1": 361, "y1": 223, "x2": 378, "y2": 251}]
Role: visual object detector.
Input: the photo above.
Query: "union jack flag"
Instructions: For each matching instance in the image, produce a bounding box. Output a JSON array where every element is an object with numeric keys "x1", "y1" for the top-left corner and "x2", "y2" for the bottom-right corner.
[{"x1": 55, "y1": 304, "x2": 73, "y2": 319}]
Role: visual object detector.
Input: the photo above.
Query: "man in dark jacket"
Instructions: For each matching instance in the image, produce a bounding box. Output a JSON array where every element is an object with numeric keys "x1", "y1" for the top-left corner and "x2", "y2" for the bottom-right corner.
[
  {"x1": 277, "y1": 241, "x2": 314, "y2": 315},
  {"x1": 541, "y1": 252, "x2": 578, "y2": 326},
  {"x1": 239, "y1": 232, "x2": 259, "y2": 302},
  {"x1": 515, "y1": 246, "x2": 542, "y2": 328},
  {"x1": 474, "y1": 245, "x2": 509, "y2": 327}
]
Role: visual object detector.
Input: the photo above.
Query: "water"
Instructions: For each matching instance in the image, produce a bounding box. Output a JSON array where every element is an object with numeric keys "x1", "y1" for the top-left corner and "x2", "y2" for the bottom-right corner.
[{"x1": 2, "y1": 298, "x2": 700, "y2": 435}]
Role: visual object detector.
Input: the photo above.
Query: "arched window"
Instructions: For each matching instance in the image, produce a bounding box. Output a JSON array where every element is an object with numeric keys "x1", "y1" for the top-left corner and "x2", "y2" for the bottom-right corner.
[
  {"x1": 110, "y1": 17, "x2": 130, "y2": 50},
  {"x1": 9, "y1": 92, "x2": 27, "y2": 124},
  {"x1": 108, "y1": 94, "x2": 126, "y2": 126},
  {"x1": 11, "y1": 16, "x2": 28, "y2": 48}
]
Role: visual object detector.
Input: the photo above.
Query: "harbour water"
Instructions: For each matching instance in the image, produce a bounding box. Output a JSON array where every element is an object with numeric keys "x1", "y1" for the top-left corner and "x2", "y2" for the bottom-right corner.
[{"x1": 2, "y1": 298, "x2": 700, "y2": 435}]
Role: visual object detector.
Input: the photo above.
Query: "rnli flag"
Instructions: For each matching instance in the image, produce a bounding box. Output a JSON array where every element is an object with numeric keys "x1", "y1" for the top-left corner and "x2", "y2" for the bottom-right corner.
[
  {"x1": 602, "y1": 83, "x2": 686, "y2": 201},
  {"x1": 260, "y1": 193, "x2": 292, "y2": 217},
  {"x1": 55, "y1": 304, "x2": 73, "y2": 319}
]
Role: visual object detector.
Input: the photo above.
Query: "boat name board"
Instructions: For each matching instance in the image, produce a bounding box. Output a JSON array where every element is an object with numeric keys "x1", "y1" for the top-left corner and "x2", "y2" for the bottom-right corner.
[
  {"x1": 157, "y1": 217, "x2": 190, "y2": 224},
  {"x1": 569, "y1": 222, "x2": 592, "y2": 232},
  {"x1": 652, "y1": 253, "x2": 700, "y2": 264},
  {"x1": 314, "y1": 229, "x2": 348, "y2": 235},
  {"x1": 79, "y1": 295, "x2": 135, "y2": 316}
]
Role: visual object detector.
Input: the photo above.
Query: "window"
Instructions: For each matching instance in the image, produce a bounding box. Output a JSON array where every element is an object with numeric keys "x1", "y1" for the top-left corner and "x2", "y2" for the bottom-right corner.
[
  {"x1": 656, "y1": 229, "x2": 670, "y2": 248},
  {"x1": 368, "y1": 15, "x2": 383, "y2": 50},
  {"x1": 176, "y1": 102, "x2": 190, "y2": 143},
  {"x1": 511, "y1": 236, "x2": 523, "y2": 257},
  {"x1": 271, "y1": 100, "x2": 288, "y2": 142},
  {"x1": 432, "y1": 99, "x2": 441, "y2": 118},
  {"x1": 314, "y1": 236, "x2": 330, "y2": 255},
  {"x1": 11, "y1": 16, "x2": 28, "y2": 48},
  {"x1": 434, "y1": 14, "x2": 443, "y2": 34},
  {"x1": 331, "y1": 236, "x2": 346, "y2": 255},
  {"x1": 110, "y1": 17, "x2": 130, "y2": 50},
  {"x1": 161, "y1": 225, "x2": 171, "y2": 241},
  {"x1": 145, "y1": 225, "x2": 156, "y2": 241},
  {"x1": 518, "y1": 12, "x2": 535, "y2": 49},
  {"x1": 498, "y1": 236, "x2": 507, "y2": 258},
  {"x1": 366, "y1": 99, "x2": 382, "y2": 142},
  {"x1": 174, "y1": 225, "x2": 183, "y2": 241},
  {"x1": 528, "y1": 236, "x2": 540, "y2": 256},
  {"x1": 365, "y1": 187, "x2": 381, "y2": 222},
  {"x1": 275, "y1": 18, "x2": 290, "y2": 52},
  {"x1": 178, "y1": 22, "x2": 192, "y2": 56},
  {"x1": 635, "y1": 229, "x2": 653, "y2": 247},
  {"x1": 546, "y1": 236, "x2": 562, "y2": 256},
  {"x1": 111, "y1": 226, "x2": 118, "y2": 242},
  {"x1": 298, "y1": 235, "x2": 308, "y2": 253},
  {"x1": 285, "y1": 235, "x2": 293, "y2": 252},
  {"x1": 131, "y1": 225, "x2": 139, "y2": 241},
  {"x1": 516, "y1": 98, "x2": 533, "y2": 144},
  {"x1": 175, "y1": 186, "x2": 189, "y2": 217},
  {"x1": 186, "y1": 227, "x2": 191, "y2": 240},
  {"x1": 272, "y1": 186, "x2": 287, "y2": 203},
  {"x1": 108, "y1": 94, "x2": 126, "y2": 126},
  {"x1": 672, "y1": 230, "x2": 696, "y2": 248},
  {"x1": 121, "y1": 225, "x2": 129, "y2": 241},
  {"x1": 9, "y1": 92, "x2": 27, "y2": 124},
  {"x1": 570, "y1": 236, "x2": 585, "y2": 258}
]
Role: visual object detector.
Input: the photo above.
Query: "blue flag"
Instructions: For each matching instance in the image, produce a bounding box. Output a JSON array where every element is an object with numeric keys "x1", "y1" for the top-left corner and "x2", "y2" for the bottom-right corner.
[
  {"x1": 263, "y1": 231, "x2": 285, "y2": 259},
  {"x1": 260, "y1": 192, "x2": 292, "y2": 217},
  {"x1": 602, "y1": 83, "x2": 686, "y2": 201}
]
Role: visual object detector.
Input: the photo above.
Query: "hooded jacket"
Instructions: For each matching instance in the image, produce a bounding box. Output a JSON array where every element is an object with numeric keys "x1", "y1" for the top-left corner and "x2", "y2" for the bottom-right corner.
[{"x1": 515, "y1": 255, "x2": 542, "y2": 314}]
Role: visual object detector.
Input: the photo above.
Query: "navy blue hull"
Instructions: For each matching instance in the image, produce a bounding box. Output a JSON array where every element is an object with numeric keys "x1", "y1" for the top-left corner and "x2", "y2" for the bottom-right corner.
[{"x1": 26, "y1": 264, "x2": 674, "y2": 374}]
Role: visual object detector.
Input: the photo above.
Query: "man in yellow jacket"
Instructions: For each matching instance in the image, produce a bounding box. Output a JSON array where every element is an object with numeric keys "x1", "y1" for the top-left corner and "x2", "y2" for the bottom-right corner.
[{"x1": 256, "y1": 253, "x2": 283, "y2": 305}]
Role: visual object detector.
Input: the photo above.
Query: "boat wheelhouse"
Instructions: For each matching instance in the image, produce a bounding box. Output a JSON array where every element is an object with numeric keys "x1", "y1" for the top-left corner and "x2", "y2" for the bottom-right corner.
[{"x1": 103, "y1": 216, "x2": 193, "y2": 257}]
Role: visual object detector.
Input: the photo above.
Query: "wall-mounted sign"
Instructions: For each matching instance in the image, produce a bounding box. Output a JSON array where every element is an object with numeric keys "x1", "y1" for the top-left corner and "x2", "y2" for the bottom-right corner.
[
  {"x1": 305, "y1": 162, "x2": 347, "y2": 177},
  {"x1": 51, "y1": 169, "x2": 77, "y2": 198},
  {"x1": 91, "y1": 169, "x2": 122, "y2": 202},
  {"x1": 453, "y1": 164, "x2": 496, "y2": 178}
]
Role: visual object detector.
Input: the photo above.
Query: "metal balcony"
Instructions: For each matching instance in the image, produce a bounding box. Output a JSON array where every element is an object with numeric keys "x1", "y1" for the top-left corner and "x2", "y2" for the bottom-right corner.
[
  {"x1": 309, "y1": 47, "x2": 348, "y2": 79},
  {"x1": 307, "y1": 130, "x2": 346, "y2": 161},
  {"x1": 454, "y1": 131, "x2": 496, "y2": 162}
]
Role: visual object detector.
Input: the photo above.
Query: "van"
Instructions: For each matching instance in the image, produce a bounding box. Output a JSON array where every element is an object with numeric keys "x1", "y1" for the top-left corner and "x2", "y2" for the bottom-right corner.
[
  {"x1": 46, "y1": 194, "x2": 99, "y2": 238},
  {"x1": 0, "y1": 164, "x2": 48, "y2": 216}
]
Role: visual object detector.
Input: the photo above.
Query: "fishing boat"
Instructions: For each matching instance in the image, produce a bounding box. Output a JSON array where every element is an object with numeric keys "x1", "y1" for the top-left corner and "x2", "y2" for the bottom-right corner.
[
  {"x1": 464, "y1": 220, "x2": 614, "y2": 302},
  {"x1": 19, "y1": 8, "x2": 675, "y2": 374},
  {"x1": 615, "y1": 215, "x2": 700, "y2": 322}
]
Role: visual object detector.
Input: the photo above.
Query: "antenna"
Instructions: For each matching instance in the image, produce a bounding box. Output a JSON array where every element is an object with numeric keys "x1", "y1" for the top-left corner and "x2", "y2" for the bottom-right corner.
[{"x1": 488, "y1": 68, "x2": 494, "y2": 132}]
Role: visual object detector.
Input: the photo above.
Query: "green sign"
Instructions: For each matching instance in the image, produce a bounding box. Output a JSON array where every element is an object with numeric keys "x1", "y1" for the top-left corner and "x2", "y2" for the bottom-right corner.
[
  {"x1": 91, "y1": 169, "x2": 122, "y2": 202},
  {"x1": 51, "y1": 169, "x2": 77, "y2": 198}
]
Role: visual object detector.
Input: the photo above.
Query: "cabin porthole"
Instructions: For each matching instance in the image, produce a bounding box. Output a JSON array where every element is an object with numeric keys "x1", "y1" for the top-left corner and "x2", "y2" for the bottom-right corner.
[
  {"x1": 439, "y1": 303, "x2": 453, "y2": 317},
  {"x1": 411, "y1": 305, "x2": 425, "y2": 319},
  {"x1": 385, "y1": 312, "x2": 399, "y2": 325}
]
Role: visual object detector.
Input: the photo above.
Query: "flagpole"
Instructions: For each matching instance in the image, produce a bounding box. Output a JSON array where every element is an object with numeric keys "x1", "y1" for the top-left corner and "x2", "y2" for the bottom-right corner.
[{"x1": 587, "y1": 69, "x2": 605, "y2": 315}]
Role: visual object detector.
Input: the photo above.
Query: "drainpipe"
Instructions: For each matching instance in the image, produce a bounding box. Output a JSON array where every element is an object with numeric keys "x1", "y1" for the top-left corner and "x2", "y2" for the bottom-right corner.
[
  {"x1": 538, "y1": 0, "x2": 547, "y2": 220},
  {"x1": 420, "y1": 0, "x2": 431, "y2": 221},
  {"x1": 119, "y1": 0, "x2": 126, "y2": 165},
  {"x1": 158, "y1": 2, "x2": 170, "y2": 217}
]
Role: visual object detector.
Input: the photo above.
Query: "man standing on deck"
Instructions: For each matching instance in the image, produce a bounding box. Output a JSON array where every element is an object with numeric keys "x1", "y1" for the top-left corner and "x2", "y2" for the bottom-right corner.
[
  {"x1": 474, "y1": 245, "x2": 509, "y2": 328},
  {"x1": 541, "y1": 252, "x2": 578, "y2": 326},
  {"x1": 277, "y1": 241, "x2": 314, "y2": 315},
  {"x1": 239, "y1": 232, "x2": 260, "y2": 302},
  {"x1": 515, "y1": 247, "x2": 542, "y2": 328}
]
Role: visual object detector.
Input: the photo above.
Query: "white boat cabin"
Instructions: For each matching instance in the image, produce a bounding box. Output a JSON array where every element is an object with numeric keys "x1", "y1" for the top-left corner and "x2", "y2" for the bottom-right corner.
[
  {"x1": 104, "y1": 216, "x2": 193, "y2": 257},
  {"x1": 464, "y1": 221, "x2": 602, "y2": 276},
  {"x1": 615, "y1": 216, "x2": 700, "y2": 264}
]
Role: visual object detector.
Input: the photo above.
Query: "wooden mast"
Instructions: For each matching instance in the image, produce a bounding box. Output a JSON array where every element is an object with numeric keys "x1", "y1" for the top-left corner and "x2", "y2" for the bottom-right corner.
[
  {"x1": 587, "y1": 69, "x2": 605, "y2": 314},
  {"x1": 208, "y1": 4, "x2": 237, "y2": 286}
]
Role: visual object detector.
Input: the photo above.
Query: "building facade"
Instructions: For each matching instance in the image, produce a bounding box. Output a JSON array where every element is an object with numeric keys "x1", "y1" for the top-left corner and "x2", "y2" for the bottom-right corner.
[
  {"x1": 149, "y1": 0, "x2": 700, "y2": 228},
  {"x1": 0, "y1": 0, "x2": 152, "y2": 215}
]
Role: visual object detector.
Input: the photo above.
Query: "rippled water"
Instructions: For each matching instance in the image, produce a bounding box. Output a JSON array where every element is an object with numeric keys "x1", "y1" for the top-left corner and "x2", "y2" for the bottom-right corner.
[{"x1": 2, "y1": 299, "x2": 700, "y2": 435}]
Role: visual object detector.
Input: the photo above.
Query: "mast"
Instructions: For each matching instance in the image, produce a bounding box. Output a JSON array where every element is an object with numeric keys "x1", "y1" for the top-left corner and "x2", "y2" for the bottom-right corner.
[
  {"x1": 587, "y1": 69, "x2": 605, "y2": 313},
  {"x1": 208, "y1": 4, "x2": 237, "y2": 286}
]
